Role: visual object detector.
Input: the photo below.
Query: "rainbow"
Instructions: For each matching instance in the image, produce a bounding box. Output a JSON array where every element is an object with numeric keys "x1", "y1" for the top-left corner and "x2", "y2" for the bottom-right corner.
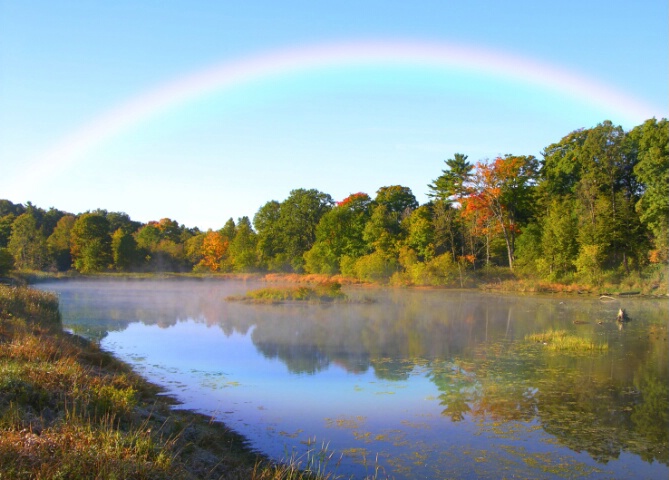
[{"x1": 22, "y1": 39, "x2": 658, "y2": 192}]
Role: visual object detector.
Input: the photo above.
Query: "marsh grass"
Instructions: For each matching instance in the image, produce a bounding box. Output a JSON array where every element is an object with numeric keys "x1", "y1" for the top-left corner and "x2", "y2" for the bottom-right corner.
[
  {"x1": 0, "y1": 285, "x2": 335, "y2": 479},
  {"x1": 252, "y1": 440, "x2": 385, "y2": 480},
  {"x1": 228, "y1": 282, "x2": 348, "y2": 304},
  {"x1": 525, "y1": 329, "x2": 609, "y2": 353}
]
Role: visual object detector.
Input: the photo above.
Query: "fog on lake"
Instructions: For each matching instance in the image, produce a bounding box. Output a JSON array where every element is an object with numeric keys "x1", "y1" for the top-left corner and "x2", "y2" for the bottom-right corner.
[{"x1": 39, "y1": 279, "x2": 668, "y2": 479}]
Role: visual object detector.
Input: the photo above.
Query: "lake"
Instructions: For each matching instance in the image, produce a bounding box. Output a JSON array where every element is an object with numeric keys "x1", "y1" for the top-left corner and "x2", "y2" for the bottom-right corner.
[{"x1": 38, "y1": 279, "x2": 668, "y2": 479}]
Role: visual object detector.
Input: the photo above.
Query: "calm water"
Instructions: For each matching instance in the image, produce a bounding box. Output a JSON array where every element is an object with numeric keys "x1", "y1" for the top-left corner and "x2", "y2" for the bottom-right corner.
[{"x1": 39, "y1": 279, "x2": 668, "y2": 479}]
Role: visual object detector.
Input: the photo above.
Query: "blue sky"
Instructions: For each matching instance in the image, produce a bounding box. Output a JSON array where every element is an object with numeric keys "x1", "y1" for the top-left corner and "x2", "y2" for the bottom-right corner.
[{"x1": 1, "y1": 0, "x2": 666, "y2": 230}]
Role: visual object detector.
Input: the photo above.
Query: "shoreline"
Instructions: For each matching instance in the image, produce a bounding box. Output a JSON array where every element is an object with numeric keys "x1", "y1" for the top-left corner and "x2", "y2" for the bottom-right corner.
[
  {"x1": 0, "y1": 285, "x2": 306, "y2": 479},
  {"x1": 12, "y1": 269, "x2": 668, "y2": 299}
]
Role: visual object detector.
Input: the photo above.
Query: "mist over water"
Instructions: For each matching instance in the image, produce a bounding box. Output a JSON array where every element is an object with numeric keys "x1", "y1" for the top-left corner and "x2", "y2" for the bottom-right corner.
[{"x1": 39, "y1": 279, "x2": 669, "y2": 479}]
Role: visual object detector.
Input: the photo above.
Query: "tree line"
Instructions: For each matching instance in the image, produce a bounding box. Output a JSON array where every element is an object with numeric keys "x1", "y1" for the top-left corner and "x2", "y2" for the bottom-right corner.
[{"x1": 1, "y1": 118, "x2": 666, "y2": 287}]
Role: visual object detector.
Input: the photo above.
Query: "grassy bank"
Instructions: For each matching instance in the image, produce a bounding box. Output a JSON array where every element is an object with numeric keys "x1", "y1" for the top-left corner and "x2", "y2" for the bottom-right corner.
[{"x1": 0, "y1": 285, "x2": 328, "y2": 479}]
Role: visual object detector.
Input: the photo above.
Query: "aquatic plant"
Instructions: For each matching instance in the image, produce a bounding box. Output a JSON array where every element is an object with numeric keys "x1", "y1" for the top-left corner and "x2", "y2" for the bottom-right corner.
[
  {"x1": 525, "y1": 329, "x2": 608, "y2": 352},
  {"x1": 228, "y1": 282, "x2": 348, "y2": 304}
]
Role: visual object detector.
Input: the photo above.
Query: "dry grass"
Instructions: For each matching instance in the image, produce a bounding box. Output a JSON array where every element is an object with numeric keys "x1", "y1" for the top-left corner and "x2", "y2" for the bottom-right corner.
[
  {"x1": 262, "y1": 273, "x2": 361, "y2": 285},
  {"x1": 0, "y1": 285, "x2": 337, "y2": 479}
]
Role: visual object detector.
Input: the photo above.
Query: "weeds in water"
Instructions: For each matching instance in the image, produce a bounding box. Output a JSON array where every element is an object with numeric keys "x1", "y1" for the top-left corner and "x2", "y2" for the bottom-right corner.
[
  {"x1": 253, "y1": 440, "x2": 386, "y2": 480},
  {"x1": 228, "y1": 282, "x2": 348, "y2": 304},
  {"x1": 525, "y1": 329, "x2": 608, "y2": 352}
]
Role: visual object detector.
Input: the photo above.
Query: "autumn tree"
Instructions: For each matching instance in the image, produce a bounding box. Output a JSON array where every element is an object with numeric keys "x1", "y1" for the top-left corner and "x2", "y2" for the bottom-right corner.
[
  {"x1": 461, "y1": 155, "x2": 538, "y2": 270},
  {"x1": 197, "y1": 230, "x2": 228, "y2": 272}
]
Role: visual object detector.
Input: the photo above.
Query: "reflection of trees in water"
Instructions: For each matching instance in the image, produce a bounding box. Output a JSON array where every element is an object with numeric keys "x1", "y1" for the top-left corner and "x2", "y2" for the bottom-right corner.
[
  {"x1": 54, "y1": 281, "x2": 668, "y2": 466},
  {"x1": 236, "y1": 291, "x2": 518, "y2": 380},
  {"x1": 431, "y1": 337, "x2": 668, "y2": 466}
]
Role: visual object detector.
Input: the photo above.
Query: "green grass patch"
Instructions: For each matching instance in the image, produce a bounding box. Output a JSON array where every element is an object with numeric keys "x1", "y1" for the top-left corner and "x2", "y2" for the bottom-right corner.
[
  {"x1": 525, "y1": 329, "x2": 609, "y2": 353},
  {"x1": 228, "y1": 282, "x2": 348, "y2": 304}
]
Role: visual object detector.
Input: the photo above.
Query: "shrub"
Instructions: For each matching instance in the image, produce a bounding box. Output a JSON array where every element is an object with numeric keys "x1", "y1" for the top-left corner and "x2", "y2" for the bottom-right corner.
[
  {"x1": 353, "y1": 252, "x2": 398, "y2": 283},
  {"x1": 0, "y1": 248, "x2": 14, "y2": 275}
]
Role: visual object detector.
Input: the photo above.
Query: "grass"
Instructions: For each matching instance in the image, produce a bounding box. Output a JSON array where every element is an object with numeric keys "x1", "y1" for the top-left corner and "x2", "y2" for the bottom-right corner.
[
  {"x1": 525, "y1": 329, "x2": 609, "y2": 353},
  {"x1": 227, "y1": 282, "x2": 348, "y2": 304},
  {"x1": 0, "y1": 285, "x2": 340, "y2": 479}
]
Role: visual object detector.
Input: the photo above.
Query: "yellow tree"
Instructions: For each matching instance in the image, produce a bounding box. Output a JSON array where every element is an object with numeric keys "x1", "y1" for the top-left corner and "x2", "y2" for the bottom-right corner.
[{"x1": 197, "y1": 230, "x2": 228, "y2": 272}]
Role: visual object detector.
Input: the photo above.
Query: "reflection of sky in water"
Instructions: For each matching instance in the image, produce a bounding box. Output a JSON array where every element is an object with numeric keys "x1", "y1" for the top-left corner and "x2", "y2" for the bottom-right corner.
[{"x1": 40, "y1": 280, "x2": 669, "y2": 479}]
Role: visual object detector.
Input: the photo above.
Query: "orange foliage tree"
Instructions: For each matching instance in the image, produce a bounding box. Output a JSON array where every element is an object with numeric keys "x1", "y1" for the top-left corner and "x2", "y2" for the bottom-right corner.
[
  {"x1": 460, "y1": 155, "x2": 538, "y2": 270},
  {"x1": 198, "y1": 230, "x2": 229, "y2": 272}
]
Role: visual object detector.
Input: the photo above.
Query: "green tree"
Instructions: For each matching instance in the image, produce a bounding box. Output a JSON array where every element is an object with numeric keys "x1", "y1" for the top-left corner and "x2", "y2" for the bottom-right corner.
[
  {"x1": 630, "y1": 118, "x2": 669, "y2": 262},
  {"x1": 430, "y1": 200, "x2": 466, "y2": 261},
  {"x1": 538, "y1": 199, "x2": 579, "y2": 280},
  {"x1": 254, "y1": 200, "x2": 283, "y2": 270},
  {"x1": 542, "y1": 121, "x2": 645, "y2": 273},
  {"x1": 0, "y1": 214, "x2": 16, "y2": 248},
  {"x1": 254, "y1": 189, "x2": 333, "y2": 272},
  {"x1": 428, "y1": 153, "x2": 473, "y2": 202},
  {"x1": 7, "y1": 213, "x2": 48, "y2": 270},
  {"x1": 363, "y1": 204, "x2": 399, "y2": 258},
  {"x1": 70, "y1": 213, "x2": 112, "y2": 273},
  {"x1": 106, "y1": 211, "x2": 141, "y2": 235},
  {"x1": 304, "y1": 193, "x2": 372, "y2": 274},
  {"x1": 185, "y1": 232, "x2": 206, "y2": 267},
  {"x1": 111, "y1": 228, "x2": 140, "y2": 271},
  {"x1": 135, "y1": 223, "x2": 162, "y2": 252},
  {"x1": 220, "y1": 218, "x2": 237, "y2": 242},
  {"x1": 47, "y1": 215, "x2": 75, "y2": 271},
  {"x1": 0, "y1": 199, "x2": 25, "y2": 217},
  {"x1": 41, "y1": 207, "x2": 67, "y2": 238},
  {"x1": 374, "y1": 185, "x2": 418, "y2": 228},
  {"x1": 403, "y1": 205, "x2": 435, "y2": 262},
  {"x1": 228, "y1": 217, "x2": 257, "y2": 272},
  {"x1": 0, "y1": 248, "x2": 15, "y2": 275}
]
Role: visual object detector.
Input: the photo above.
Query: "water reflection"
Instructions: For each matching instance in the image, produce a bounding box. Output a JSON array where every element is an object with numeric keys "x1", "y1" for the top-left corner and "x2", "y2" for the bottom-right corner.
[{"x1": 40, "y1": 279, "x2": 669, "y2": 479}]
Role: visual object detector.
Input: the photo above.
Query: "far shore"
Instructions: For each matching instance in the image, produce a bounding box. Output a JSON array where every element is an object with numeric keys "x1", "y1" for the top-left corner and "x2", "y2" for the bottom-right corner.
[{"x1": 7, "y1": 269, "x2": 667, "y2": 299}]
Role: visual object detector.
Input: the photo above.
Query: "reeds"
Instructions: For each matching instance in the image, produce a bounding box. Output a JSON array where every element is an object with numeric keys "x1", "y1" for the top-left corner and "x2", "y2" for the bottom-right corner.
[{"x1": 525, "y1": 329, "x2": 609, "y2": 352}]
